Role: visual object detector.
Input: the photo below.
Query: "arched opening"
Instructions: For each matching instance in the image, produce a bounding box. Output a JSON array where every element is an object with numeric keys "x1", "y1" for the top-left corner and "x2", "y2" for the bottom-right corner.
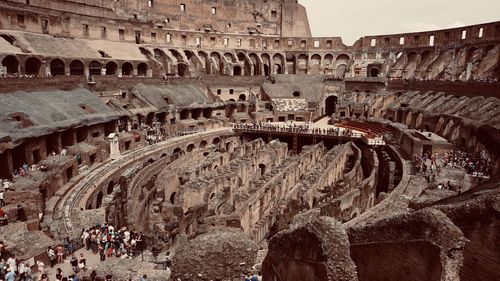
[
  {"x1": 335, "y1": 64, "x2": 347, "y2": 79},
  {"x1": 263, "y1": 65, "x2": 270, "y2": 77},
  {"x1": 293, "y1": 91, "x2": 300, "y2": 97},
  {"x1": 310, "y1": 54, "x2": 321, "y2": 74},
  {"x1": 178, "y1": 63, "x2": 188, "y2": 77},
  {"x1": 273, "y1": 54, "x2": 284, "y2": 75},
  {"x1": 105, "y1": 61, "x2": 117, "y2": 75},
  {"x1": 370, "y1": 68, "x2": 380, "y2": 77},
  {"x1": 249, "y1": 53, "x2": 261, "y2": 75},
  {"x1": 187, "y1": 144, "x2": 195, "y2": 152},
  {"x1": 238, "y1": 94, "x2": 246, "y2": 101},
  {"x1": 212, "y1": 137, "x2": 220, "y2": 145},
  {"x1": 325, "y1": 96, "x2": 338, "y2": 115},
  {"x1": 173, "y1": 147, "x2": 182, "y2": 154},
  {"x1": 69, "y1": 60, "x2": 84, "y2": 75},
  {"x1": 122, "y1": 62, "x2": 133, "y2": 76},
  {"x1": 210, "y1": 52, "x2": 224, "y2": 75},
  {"x1": 200, "y1": 140, "x2": 208, "y2": 148},
  {"x1": 233, "y1": 65, "x2": 242, "y2": 76},
  {"x1": 137, "y1": 62, "x2": 148, "y2": 76},
  {"x1": 203, "y1": 108, "x2": 212, "y2": 118},
  {"x1": 258, "y1": 163, "x2": 266, "y2": 176},
  {"x1": 25, "y1": 57, "x2": 41, "y2": 76},
  {"x1": 169, "y1": 192, "x2": 176, "y2": 204},
  {"x1": 275, "y1": 64, "x2": 282, "y2": 74},
  {"x1": 95, "y1": 191, "x2": 103, "y2": 208},
  {"x1": 50, "y1": 59, "x2": 65, "y2": 76},
  {"x1": 2, "y1": 55, "x2": 19, "y2": 74},
  {"x1": 180, "y1": 109, "x2": 189, "y2": 120},
  {"x1": 107, "y1": 181, "x2": 114, "y2": 195},
  {"x1": 89, "y1": 60, "x2": 102, "y2": 76}
]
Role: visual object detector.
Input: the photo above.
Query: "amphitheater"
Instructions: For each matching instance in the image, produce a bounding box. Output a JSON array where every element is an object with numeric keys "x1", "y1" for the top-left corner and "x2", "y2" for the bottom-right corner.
[{"x1": 0, "y1": 0, "x2": 499, "y2": 280}]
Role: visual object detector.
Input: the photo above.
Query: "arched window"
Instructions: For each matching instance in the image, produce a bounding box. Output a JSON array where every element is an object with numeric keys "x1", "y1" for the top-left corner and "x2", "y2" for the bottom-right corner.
[
  {"x1": 50, "y1": 59, "x2": 65, "y2": 76},
  {"x1": 2, "y1": 55, "x2": 19, "y2": 74}
]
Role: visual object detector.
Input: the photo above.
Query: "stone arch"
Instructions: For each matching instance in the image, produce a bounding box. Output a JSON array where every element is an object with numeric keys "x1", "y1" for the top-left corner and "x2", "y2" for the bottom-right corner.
[
  {"x1": 89, "y1": 60, "x2": 102, "y2": 76},
  {"x1": 177, "y1": 63, "x2": 188, "y2": 77},
  {"x1": 199, "y1": 140, "x2": 208, "y2": 148},
  {"x1": 50, "y1": 59, "x2": 65, "y2": 76},
  {"x1": 297, "y1": 54, "x2": 308, "y2": 74},
  {"x1": 198, "y1": 51, "x2": 209, "y2": 73},
  {"x1": 310, "y1": 54, "x2": 322, "y2": 74},
  {"x1": 237, "y1": 52, "x2": 251, "y2": 75},
  {"x1": 95, "y1": 191, "x2": 103, "y2": 208},
  {"x1": 25, "y1": 57, "x2": 41, "y2": 75},
  {"x1": 233, "y1": 65, "x2": 242, "y2": 76},
  {"x1": 107, "y1": 181, "x2": 114, "y2": 195},
  {"x1": 325, "y1": 95, "x2": 338, "y2": 115},
  {"x1": 173, "y1": 147, "x2": 182, "y2": 154},
  {"x1": 224, "y1": 52, "x2": 236, "y2": 63},
  {"x1": 1, "y1": 55, "x2": 19, "y2": 74},
  {"x1": 137, "y1": 62, "x2": 148, "y2": 76},
  {"x1": 324, "y1": 54, "x2": 334, "y2": 67},
  {"x1": 122, "y1": 62, "x2": 133, "y2": 76},
  {"x1": 336, "y1": 64, "x2": 348, "y2": 79},
  {"x1": 169, "y1": 49, "x2": 184, "y2": 62},
  {"x1": 369, "y1": 67, "x2": 380, "y2": 77},
  {"x1": 69, "y1": 60, "x2": 84, "y2": 75},
  {"x1": 249, "y1": 53, "x2": 261, "y2": 75},
  {"x1": 154, "y1": 48, "x2": 173, "y2": 74},
  {"x1": 105, "y1": 61, "x2": 117, "y2": 75},
  {"x1": 187, "y1": 143, "x2": 195, "y2": 152},
  {"x1": 285, "y1": 53, "x2": 296, "y2": 74},
  {"x1": 261, "y1": 53, "x2": 271, "y2": 76},
  {"x1": 210, "y1": 52, "x2": 224, "y2": 75},
  {"x1": 212, "y1": 137, "x2": 221, "y2": 145},
  {"x1": 272, "y1": 53, "x2": 285, "y2": 74}
]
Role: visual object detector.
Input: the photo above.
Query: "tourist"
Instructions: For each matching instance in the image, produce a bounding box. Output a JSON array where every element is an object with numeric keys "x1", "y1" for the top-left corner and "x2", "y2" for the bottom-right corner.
[
  {"x1": 5, "y1": 268, "x2": 15, "y2": 281},
  {"x1": 70, "y1": 255, "x2": 78, "y2": 273},
  {"x1": 0, "y1": 188, "x2": 5, "y2": 207},
  {"x1": 36, "y1": 261, "x2": 45, "y2": 276},
  {"x1": 140, "y1": 274, "x2": 148, "y2": 281},
  {"x1": 48, "y1": 246, "x2": 56, "y2": 267},
  {"x1": 56, "y1": 244, "x2": 65, "y2": 263},
  {"x1": 79, "y1": 253, "x2": 86, "y2": 271}
]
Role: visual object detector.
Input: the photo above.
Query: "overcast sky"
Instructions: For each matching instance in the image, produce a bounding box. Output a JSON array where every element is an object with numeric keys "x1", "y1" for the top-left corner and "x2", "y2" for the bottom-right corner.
[{"x1": 300, "y1": 0, "x2": 500, "y2": 45}]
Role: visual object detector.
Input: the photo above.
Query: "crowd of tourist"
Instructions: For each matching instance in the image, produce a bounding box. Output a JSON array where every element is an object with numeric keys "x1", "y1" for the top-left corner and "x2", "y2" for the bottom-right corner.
[
  {"x1": 233, "y1": 122, "x2": 357, "y2": 137},
  {"x1": 81, "y1": 224, "x2": 144, "y2": 264},
  {"x1": 412, "y1": 149, "x2": 492, "y2": 191}
]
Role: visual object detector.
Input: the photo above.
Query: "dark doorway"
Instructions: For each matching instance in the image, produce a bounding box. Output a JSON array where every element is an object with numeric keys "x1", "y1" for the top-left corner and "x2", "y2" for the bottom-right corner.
[
  {"x1": 2, "y1": 55, "x2": 19, "y2": 74},
  {"x1": 122, "y1": 62, "x2": 133, "y2": 76},
  {"x1": 264, "y1": 65, "x2": 270, "y2": 77},
  {"x1": 12, "y1": 145, "x2": 27, "y2": 170},
  {"x1": 233, "y1": 66, "x2": 242, "y2": 76},
  {"x1": 50, "y1": 59, "x2": 65, "y2": 76},
  {"x1": 107, "y1": 181, "x2": 114, "y2": 195},
  {"x1": 105, "y1": 61, "x2": 117, "y2": 75},
  {"x1": 25, "y1": 57, "x2": 41, "y2": 75},
  {"x1": 32, "y1": 149, "x2": 41, "y2": 163},
  {"x1": 370, "y1": 68, "x2": 380, "y2": 77},
  {"x1": 69, "y1": 60, "x2": 84, "y2": 75},
  {"x1": 325, "y1": 96, "x2": 338, "y2": 115},
  {"x1": 258, "y1": 163, "x2": 266, "y2": 176},
  {"x1": 95, "y1": 191, "x2": 103, "y2": 208},
  {"x1": 170, "y1": 192, "x2": 176, "y2": 204},
  {"x1": 89, "y1": 61, "x2": 102, "y2": 76},
  {"x1": 66, "y1": 167, "x2": 73, "y2": 180},
  {"x1": 137, "y1": 63, "x2": 148, "y2": 76},
  {"x1": 422, "y1": 145, "x2": 432, "y2": 157},
  {"x1": 178, "y1": 63, "x2": 188, "y2": 77}
]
